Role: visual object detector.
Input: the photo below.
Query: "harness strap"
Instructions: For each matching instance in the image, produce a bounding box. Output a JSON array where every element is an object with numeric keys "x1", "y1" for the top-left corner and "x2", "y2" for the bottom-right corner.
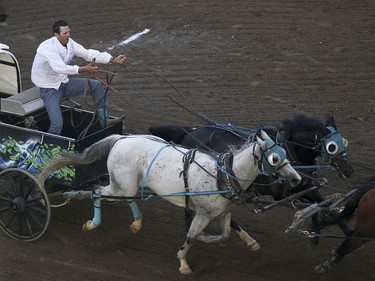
[
  {"x1": 216, "y1": 152, "x2": 244, "y2": 204},
  {"x1": 180, "y1": 148, "x2": 198, "y2": 232},
  {"x1": 140, "y1": 144, "x2": 170, "y2": 198},
  {"x1": 276, "y1": 131, "x2": 300, "y2": 166},
  {"x1": 298, "y1": 230, "x2": 375, "y2": 241},
  {"x1": 181, "y1": 149, "x2": 197, "y2": 194},
  {"x1": 276, "y1": 130, "x2": 315, "y2": 186}
]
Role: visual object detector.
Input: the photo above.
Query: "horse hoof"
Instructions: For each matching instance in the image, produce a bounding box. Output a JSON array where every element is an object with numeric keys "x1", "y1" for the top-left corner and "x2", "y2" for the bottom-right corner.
[
  {"x1": 82, "y1": 220, "x2": 97, "y2": 232},
  {"x1": 248, "y1": 241, "x2": 261, "y2": 251},
  {"x1": 314, "y1": 264, "x2": 326, "y2": 274},
  {"x1": 130, "y1": 219, "x2": 143, "y2": 234},
  {"x1": 179, "y1": 266, "x2": 193, "y2": 274},
  {"x1": 308, "y1": 237, "x2": 320, "y2": 247}
]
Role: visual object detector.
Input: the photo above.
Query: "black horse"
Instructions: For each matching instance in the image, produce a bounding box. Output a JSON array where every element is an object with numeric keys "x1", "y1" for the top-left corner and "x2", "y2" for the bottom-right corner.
[{"x1": 149, "y1": 114, "x2": 353, "y2": 245}]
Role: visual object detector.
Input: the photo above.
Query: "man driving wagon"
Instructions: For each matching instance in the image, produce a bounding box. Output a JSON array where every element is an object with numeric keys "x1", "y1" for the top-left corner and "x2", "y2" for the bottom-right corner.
[{"x1": 31, "y1": 19, "x2": 126, "y2": 135}]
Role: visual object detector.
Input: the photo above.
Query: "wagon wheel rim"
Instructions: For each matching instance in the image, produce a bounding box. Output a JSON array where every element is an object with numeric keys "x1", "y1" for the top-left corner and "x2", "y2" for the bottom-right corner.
[{"x1": 0, "y1": 168, "x2": 51, "y2": 241}]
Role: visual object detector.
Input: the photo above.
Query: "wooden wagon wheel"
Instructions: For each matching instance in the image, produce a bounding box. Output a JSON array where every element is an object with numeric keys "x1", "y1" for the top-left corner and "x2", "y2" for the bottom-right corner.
[{"x1": 0, "y1": 168, "x2": 51, "y2": 241}]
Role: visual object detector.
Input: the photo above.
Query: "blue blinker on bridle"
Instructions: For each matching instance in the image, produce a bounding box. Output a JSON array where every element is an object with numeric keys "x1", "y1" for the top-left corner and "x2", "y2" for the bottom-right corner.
[
  {"x1": 260, "y1": 139, "x2": 289, "y2": 175},
  {"x1": 319, "y1": 126, "x2": 348, "y2": 162}
]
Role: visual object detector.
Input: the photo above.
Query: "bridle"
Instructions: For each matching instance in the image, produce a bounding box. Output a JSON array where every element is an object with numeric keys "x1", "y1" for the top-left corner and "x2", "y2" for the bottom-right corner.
[{"x1": 317, "y1": 126, "x2": 348, "y2": 163}]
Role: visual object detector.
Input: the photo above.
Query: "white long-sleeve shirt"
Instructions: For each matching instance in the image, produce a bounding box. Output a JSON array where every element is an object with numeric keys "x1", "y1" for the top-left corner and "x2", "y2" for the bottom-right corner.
[{"x1": 31, "y1": 36, "x2": 112, "y2": 89}]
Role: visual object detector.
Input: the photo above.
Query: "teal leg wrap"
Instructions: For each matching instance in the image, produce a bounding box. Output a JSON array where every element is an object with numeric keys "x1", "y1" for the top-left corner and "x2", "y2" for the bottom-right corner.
[
  {"x1": 127, "y1": 199, "x2": 143, "y2": 220},
  {"x1": 92, "y1": 200, "x2": 102, "y2": 226}
]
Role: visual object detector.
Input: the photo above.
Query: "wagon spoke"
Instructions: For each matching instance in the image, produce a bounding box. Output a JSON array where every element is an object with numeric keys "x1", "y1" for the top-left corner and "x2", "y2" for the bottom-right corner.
[
  {"x1": 23, "y1": 183, "x2": 35, "y2": 199},
  {"x1": 24, "y1": 213, "x2": 37, "y2": 236},
  {"x1": 2, "y1": 185, "x2": 16, "y2": 198},
  {"x1": 27, "y1": 205, "x2": 48, "y2": 216},
  {"x1": 0, "y1": 195, "x2": 12, "y2": 202},
  {"x1": 0, "y1": 206, "x2": 10, "y2": 213},
  {"x1": 26, "y1": 210, "x2": 44, "y2": 229},
  {"x1": 18, "y1": 213, "x2": 24, "y2": 236},
  {"x1": 19, "y1": 177, "x2": 27, "y2": 198},
  {"x1": 26, "y1": 194, "x2": 44, "y2": 204},
  {"x1": 4, "y1": 212, "x2": 17, "y2": 228},
  {"x1": 19, "y1": 179, "x2": 25, "y2": 197},
  {"x1": 6, "y1": 173, "x2": 20, "y2": 197}
]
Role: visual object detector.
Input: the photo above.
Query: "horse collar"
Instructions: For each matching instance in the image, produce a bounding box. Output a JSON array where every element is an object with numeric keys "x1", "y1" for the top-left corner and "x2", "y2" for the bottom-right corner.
[
  {"x1": 181, "y1": 148, "x2": 198, "y2": 192},
  {"x1": 216, "y1": 152, "x2": 244, "y2": 204},
  {"x1": 181, "y1": 148, "x2": 198, "y2": 213}
]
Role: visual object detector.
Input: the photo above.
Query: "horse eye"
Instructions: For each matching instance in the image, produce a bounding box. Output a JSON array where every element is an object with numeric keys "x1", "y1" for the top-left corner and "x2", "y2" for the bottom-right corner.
[
  {"x1": 343, "y1": 138, "x2": 348, "y2": 147},
  {"x1": 268, "y1": 153, "x2": 281, "y2": 166},
  {"x1": 326, "y1": 141, "x2": 339, "y2": 155}
]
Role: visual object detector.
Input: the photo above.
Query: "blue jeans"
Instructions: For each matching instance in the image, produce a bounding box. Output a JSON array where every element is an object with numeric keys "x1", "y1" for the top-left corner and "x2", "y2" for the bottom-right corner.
[{"x1": 40, "y1": 78, "x2": 107, "y2": 135}]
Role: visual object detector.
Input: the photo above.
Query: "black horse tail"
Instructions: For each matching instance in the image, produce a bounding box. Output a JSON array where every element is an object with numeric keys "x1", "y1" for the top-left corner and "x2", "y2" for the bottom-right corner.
[{"x1": 37, "y1": 134, "x2": 124, "y2": 185}]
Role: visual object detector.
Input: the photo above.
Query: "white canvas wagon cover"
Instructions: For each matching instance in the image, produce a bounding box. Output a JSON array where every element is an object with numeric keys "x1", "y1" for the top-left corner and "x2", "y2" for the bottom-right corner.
[
  {"x1": 0, "y1": 43, "x2": 22, "y2": 95},
  {"x1": 0, "y1": 43, "x2": 44, "y2": 115}
]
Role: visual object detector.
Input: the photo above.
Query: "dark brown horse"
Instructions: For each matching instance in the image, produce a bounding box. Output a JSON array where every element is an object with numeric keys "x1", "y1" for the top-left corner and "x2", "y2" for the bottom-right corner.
[{"x1": 315, "y1": 180, "x2": 375, "y2": 273}]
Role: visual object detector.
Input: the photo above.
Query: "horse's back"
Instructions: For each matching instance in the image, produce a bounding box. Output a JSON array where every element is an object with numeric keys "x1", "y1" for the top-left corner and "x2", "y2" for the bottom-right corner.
[
  {"x1": 107, "y1": 134, "x2": 219, "y2": 207},
  {"x1": 181, "y1": 125, "x2": 251, "y2": 152},
  {"x1": 149, "y1": 123, "x2": 257, "y2": 152},
  {"x1": 148, "y1": 125, "x2": 192, "y2": 143},
  {"x1": 107, "y1": 135, "x2": 182, "y2": 185},
  {"x1": 109, "y1": 135, "x2": 210, "y2": 170},
  {"x1": 111, "y1": 135, "x2": 169, "y2": 154},
  {"x1": 340, "y1": 184, "x2": 375, "y2": 220}
]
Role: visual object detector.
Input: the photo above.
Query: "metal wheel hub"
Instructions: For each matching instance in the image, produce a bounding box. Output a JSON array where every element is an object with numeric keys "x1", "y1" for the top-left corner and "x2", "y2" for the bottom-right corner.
[{"x1": 10, "y1": 197, "x2": 27, "y2": 213}]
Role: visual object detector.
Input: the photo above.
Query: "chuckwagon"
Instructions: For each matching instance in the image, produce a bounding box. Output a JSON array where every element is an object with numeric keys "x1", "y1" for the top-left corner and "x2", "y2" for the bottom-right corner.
[
  {"x1": 0, "y1": 43, "x2": 124, "y2": 241},
  {"x1": 1, "y1": 43, "x2": 369, "y2": 276}
]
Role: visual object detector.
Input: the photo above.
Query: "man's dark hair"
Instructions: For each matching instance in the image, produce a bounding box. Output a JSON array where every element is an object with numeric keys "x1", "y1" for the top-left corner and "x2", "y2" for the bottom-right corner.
[{"x1": 52, "y1": 20, "x2": 68, "y2": 34}]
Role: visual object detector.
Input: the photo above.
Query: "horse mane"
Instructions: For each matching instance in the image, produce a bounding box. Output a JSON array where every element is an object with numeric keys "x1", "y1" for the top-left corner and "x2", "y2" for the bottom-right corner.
[
  {"x1": 282, "y1": 114, "x2": 325, "y2": 133},
  {"x1": 227, "y1": 142, "x2": 254, "y2": 155}
]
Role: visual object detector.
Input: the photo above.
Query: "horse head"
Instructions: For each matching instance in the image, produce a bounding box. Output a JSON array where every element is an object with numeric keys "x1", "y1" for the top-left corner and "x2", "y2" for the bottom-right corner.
[
  {"x1": 282, "y1": 114, "x2": 353, "y2": 178},
  {"x1": 256, "y1": 130, "x2": 301, "y2": 187},
  {"x1": 318, "y1": 115, "x2": 353, "y2": 178}
]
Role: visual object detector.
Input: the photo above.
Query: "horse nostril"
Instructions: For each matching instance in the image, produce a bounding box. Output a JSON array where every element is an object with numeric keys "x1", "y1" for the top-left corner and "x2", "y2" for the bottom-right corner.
[{"x1": 291, "y1": 178, "x2": 300, "y2": 186}]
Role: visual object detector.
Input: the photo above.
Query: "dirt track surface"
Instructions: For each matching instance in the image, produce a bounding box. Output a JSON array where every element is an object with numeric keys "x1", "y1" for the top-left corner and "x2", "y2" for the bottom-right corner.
[{"x1": 1, "y1": 0, "x2": 374, "y2": 280}]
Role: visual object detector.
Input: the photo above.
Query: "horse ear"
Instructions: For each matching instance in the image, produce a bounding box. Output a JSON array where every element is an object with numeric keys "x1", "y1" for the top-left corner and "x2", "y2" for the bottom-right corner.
[
  {"x1": 256, "y1": 130, "x2": 270, "y2": 150},
  {"x1": 260, "y1": 130, "x2": 271, "y2": 141},
  {"x1": 256, "y1": 135, "x2": 266, "y2": 148},
  {"x1": 325, "y1": 114, "x2": 337, "y2": 129}
]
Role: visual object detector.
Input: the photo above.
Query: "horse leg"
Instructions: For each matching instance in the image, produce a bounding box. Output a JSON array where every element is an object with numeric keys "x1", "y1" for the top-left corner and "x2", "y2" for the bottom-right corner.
[
  {"x1": 197, "y1": 212, "x2": 232, "y2": 244},
  {"x1": 82, "y1": 184, "x2": 122, "y2": 231},
  {"x1": 304, "y1": 189, "x2": 327, "y2": 247},
  {"x1": 177, "y1": 214, "x2": 211, "y2": 274},
  {"x1": 337, "y1": 220, "x2": 352, "y2": 236},
  {"x1": 82, "y1": 199, "x2": 102, "y2": 231},
  {"x1": 309, "y1": 214, "x2": 321, "y2": 247},
  {"x1": 315, "y1": 232, "x2": 367, "y2": 273},
  {"x1": 315, "y1": 246, "x2": 344, "y2": 273},
  {"x1": 315, "y1": 222, "x2": 370, "y2": 274},
  {"x1": 127, "y1": 199, "x2": 143, "y2": 233},
  {"x1": 230, "y1": 219, "x2": 260, "y2": 251}
]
